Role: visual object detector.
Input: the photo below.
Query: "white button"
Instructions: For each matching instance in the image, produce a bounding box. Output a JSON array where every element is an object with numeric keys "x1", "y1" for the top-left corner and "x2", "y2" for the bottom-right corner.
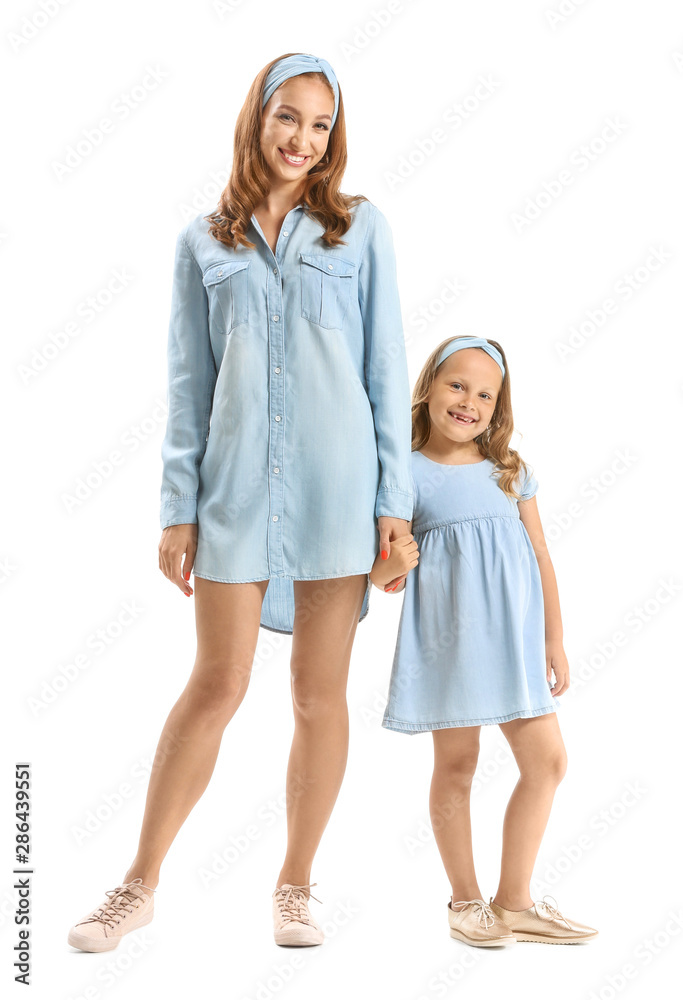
[
  {"x1": 272, "y1": 515, "x2": 279, "y2": 521},
  {"x1": 273, "y1": 268, "x2": 278, "y2": 275},
  {"x1": 217, "y1": 269, "x2": 223, "y2": 277},
  {"x1": 274, "y1": 467, "x2": 280, "y2": 473},
  {"x1": 327, "y1": 264, "x2": 333, "y2": 270},
  {"x1": 273, "y1": 314, "x2": 279, "y2": 321},
  {"x1": 283, "y1": 231, "x2": 289, "y2": 237},
  {"x1": 274, "y1": 367, "x2": 281, "y2": 374},
  {"x1": 275, "y1": 415, "x2": 281, "y2": 421}
]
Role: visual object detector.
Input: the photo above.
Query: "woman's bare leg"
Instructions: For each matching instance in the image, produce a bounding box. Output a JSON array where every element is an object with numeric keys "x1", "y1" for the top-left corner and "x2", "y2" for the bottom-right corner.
[
  {"x1": 275, "y1": 574, "x2": 369, "y2": 895},
  {"x1": 120, "y1": 577, "x2": 269, "y2": 889},
  {"x1": 491, "y1": 712, "x2": 568, "y2": 910},
  {"x1": 430, "y1": 726, "x2": 483, "y2": 908}
]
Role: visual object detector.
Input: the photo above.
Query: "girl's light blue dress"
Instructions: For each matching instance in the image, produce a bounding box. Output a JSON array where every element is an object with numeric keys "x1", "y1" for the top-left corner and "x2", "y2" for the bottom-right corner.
[{"x1": 382, "y1": 451, "x2": 561, "y2": 734}]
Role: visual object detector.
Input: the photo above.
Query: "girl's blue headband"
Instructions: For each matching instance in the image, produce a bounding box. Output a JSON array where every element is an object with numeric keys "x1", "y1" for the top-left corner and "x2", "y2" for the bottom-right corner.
[
  {"x1": 437, "y1": 337, "x2": 505, "y2": 378},
  {"x1": 262, "y1": 53, "x2": 340, "y2": 128}
]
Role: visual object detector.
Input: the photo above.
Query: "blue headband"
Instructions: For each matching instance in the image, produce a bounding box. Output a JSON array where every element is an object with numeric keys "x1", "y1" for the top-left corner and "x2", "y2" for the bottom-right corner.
[
  {"x1": 437, "y1": 337, "x2": 505, "y2": 378},
  {"x1": 262, "y1": 53, "x2": 339, "y2": 128}
]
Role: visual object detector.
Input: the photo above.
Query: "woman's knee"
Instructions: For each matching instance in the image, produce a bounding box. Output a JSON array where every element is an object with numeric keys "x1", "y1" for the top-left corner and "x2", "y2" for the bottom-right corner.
[
  {"x1": 182, "y1": 662, "x2": 251, "y2": 720},
  {"x1": 290, "y1": 676, "x2": 345, "y2": 719}
]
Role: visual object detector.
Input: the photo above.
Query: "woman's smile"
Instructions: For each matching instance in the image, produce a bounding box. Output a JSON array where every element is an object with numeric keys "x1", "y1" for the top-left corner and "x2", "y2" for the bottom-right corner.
[{"x1": 278, "y1": 147, "x2": 310, "y2": 166}]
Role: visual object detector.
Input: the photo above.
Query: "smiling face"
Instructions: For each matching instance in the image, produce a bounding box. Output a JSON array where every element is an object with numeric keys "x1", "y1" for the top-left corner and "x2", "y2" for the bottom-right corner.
[
  {"x1": 426, "y1": 348, "x2": 504, "y2": 452},
  {"x1": 260, "y1": 75, "x2": 334, "y2": 183}
]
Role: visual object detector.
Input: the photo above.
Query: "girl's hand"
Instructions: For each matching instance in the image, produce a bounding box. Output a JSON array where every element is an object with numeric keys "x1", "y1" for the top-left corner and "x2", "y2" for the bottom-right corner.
[
  {"x1": 159, "y1": 523, "x2": 197, "y2": 596},
  {"x1": 370, "y1": 533, "x2": 419, "y2": 590},
  {"x1": 546, "y1": 641, "x2": 570, "y2": 697}
]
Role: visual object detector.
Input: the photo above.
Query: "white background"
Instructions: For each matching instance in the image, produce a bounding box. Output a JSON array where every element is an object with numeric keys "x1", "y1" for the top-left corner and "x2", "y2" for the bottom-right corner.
[{"x1": 3, "y1": 0, "x2": 682, "y2": 997}]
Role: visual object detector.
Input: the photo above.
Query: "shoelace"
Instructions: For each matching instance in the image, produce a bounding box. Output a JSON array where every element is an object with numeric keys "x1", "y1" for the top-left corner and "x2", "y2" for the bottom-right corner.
[
  {"x1": 80, "y1": 878, "x2": 156, "y2": 930},
  {"x1": 536, "y1": 894, "x2": 573, "y2": 929},
  {"x1": 452, "y1": 899, "x2": 496, "y2": 929},
  {"x1": 274, "y1": 883, "x2": 322, "y2": 926}
]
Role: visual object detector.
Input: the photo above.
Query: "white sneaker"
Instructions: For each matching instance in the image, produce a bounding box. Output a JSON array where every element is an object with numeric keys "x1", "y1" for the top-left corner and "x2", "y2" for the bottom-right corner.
[
  {"x1": 67, "y1": 878, "x2": 156, "y2": 952},
  {"x1": 272, "y1": 883, "x2": 324, "y2": 946}
]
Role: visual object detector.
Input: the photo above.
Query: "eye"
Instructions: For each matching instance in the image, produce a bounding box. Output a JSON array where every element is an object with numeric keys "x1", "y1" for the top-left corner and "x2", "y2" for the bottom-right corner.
[
  {"x1": 450, "y1": 382, "x2": 463, "y2": 390},
  {"x1": 479, "y1": 393, "x2": 492, "y2": 400},
  {"x1": 278, "y1": 113, "x2": 328, "y2": 131}
]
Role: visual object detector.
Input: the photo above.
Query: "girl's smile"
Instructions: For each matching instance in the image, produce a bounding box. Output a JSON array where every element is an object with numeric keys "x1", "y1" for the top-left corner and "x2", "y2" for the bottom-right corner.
[
  {"x1": 449, "y1": 408, "x2": 478, "y2": 426},
  {"x1": 425, "y1": 348, "x2": 502, "y2": 457}
]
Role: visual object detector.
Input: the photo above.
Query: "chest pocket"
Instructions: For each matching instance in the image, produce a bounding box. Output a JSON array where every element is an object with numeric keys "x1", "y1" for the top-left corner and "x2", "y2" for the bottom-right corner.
[
  {"x1": 202, "y1": 259, "x2": 250, "y2": 335},
  {"x1": 300, "y1": 253, "x2": 356, "y2": 330}
]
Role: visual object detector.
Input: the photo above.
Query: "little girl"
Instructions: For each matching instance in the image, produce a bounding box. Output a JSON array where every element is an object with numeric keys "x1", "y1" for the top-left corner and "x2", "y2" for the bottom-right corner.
[{"x1": 370, "y1": 335, "x2": 598, "y2": 948}]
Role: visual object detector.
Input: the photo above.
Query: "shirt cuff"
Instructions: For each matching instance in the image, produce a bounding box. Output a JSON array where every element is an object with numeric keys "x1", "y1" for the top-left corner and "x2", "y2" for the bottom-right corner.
[
  {"x1": 160, "y1": 495, "x2": 198, "y2": 529},
  {"x1": 375, "y1": 488, "x2": 414, "y2": 521}
]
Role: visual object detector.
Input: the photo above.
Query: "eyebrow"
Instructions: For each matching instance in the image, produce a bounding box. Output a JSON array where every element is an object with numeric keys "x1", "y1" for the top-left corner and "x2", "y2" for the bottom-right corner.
[
  {"x1": 445, "y1": 374, "x2": 498, "y2": 393},
  {"x1": 276, "y1": 103, "x2": 332, "y2": 122}
]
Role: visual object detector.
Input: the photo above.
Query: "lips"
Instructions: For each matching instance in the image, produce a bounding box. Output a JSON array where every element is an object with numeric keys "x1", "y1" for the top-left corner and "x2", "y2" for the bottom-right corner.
[
  {"x1": 278, "y1": 148, "x2": 309, "y2": 166},
  {"x1": 450, "y1": 411, "x2": 476, "y2": 425}
]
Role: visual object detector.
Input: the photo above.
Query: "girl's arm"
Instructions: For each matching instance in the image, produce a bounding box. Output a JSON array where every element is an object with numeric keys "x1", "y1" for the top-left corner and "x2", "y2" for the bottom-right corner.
[{"x1": 518, "y1": 497, "x2": 570, "y2": 697}]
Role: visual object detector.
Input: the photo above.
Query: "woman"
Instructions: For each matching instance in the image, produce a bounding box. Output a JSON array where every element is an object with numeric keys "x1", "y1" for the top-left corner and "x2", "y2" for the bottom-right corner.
[{"x1": 67, "y1": 52, "x2": 413, "y2": 951}]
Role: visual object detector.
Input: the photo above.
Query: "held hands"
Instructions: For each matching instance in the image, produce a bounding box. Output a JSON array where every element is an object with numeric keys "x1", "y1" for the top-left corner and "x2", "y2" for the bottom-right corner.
[
  {"x1": 158, "y1": 516, "x2": 421, "y2": 600},
  {"x1": 370, "y1": 516, "x2": 419, "y2": 593},
  {"x1": 159, "y1": 523, "x2": 197, "y2": 596}
]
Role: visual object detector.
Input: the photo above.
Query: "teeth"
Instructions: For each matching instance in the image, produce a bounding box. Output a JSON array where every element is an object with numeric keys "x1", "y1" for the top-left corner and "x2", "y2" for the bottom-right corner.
[{"x1": 281, "y1": 150, "x2": 306, "y2": 163}]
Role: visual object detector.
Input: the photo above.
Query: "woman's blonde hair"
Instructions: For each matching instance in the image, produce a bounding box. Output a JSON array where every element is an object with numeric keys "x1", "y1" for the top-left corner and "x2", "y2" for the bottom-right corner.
[
  {"x1": 412, "y1": 336, "x2": 531, "y2": 500},
  {"x1": 204, "y1": 52, "x2": 367, "y2": 250}
]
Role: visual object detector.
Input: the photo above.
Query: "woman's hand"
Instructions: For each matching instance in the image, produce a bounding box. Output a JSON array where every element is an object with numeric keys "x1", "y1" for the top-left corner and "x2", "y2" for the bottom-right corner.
[
  {"x1": 370, "y1": 532, "x2": 419, "y2": 591},
  {"x1": 158, "y1": 523, "x2": 197, "y2": 596},
  {"x1": 376, "y1": 515, "x2": 410, "y2": 559},
  {"x1": 373, "y1": 515, "x2": 415, "y2": 592}
]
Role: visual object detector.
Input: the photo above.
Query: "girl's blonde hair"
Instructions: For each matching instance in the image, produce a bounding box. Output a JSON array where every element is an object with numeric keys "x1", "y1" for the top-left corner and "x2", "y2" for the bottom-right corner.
[
  {"x1": 412, "y1": 335, "x2": 531, "y2": 500},
  {"x1": 204, "y1": 52, "x2": 367, "y2": 250}
]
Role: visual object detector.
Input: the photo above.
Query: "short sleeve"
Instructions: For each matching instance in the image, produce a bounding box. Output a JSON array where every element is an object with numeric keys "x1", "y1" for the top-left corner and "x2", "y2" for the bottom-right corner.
[{"x1": 517, "y1": 464, "x2": 538, "y2": 502}]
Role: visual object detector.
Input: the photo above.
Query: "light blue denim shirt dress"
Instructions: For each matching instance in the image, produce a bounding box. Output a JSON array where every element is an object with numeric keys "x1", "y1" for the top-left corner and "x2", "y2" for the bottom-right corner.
[{"x1": 159, "y1": 199, "x2": 414, "y2": 634}]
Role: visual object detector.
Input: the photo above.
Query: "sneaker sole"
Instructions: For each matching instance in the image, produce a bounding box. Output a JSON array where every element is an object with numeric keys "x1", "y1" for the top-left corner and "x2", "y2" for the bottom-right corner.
[
  {"x1": 67, "y1": 910, "x2": 154, "y2": 952},
  {"x1": 511, "y1": 930, "x2": 599, "y2": 943},
  {"x1": 274, "y1": 929, "x2": 324, "y2": 947},
  {"x1": 449, "y1": 927, "x2": 516, "y2": 947}
]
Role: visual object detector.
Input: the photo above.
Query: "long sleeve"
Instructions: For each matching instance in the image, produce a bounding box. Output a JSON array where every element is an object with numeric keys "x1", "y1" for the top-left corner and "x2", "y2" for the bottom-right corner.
[
  {"x1": 358, "y1": 204, "x2": 414, "y2": 521},
  {"x1": 159, "y1": 231, "x2": 218, "y2": 528}
]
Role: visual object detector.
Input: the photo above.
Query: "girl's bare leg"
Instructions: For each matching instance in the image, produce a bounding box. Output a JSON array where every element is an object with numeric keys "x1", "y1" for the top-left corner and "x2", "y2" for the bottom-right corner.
[
  {"x1": 120, "y1": 576, "x2": 269, "y2": 889},
  {"x1": 430, "y1": 726, "x2": 483, "y2": 908},
  {"x1": 491, "y1": 712, "x2": 568, "y2": 910},
  {"x1": 275, "y1": 574, "x2": 369, "y2": 896}
]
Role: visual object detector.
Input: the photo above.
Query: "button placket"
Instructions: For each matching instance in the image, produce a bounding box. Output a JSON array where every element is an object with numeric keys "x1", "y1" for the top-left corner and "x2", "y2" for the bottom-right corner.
[
  {"x1": 265, "y1": 209, "x2": 300, "y2": 575},
  {"x1": 249, "y1": 205, "x2": 302, "y2": 578}
]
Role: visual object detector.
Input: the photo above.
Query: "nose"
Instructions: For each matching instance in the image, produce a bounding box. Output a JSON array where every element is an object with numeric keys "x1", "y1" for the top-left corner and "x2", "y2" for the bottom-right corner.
[{"x1": 288, "y1": 125, "x2": 306, "y2": 152}]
